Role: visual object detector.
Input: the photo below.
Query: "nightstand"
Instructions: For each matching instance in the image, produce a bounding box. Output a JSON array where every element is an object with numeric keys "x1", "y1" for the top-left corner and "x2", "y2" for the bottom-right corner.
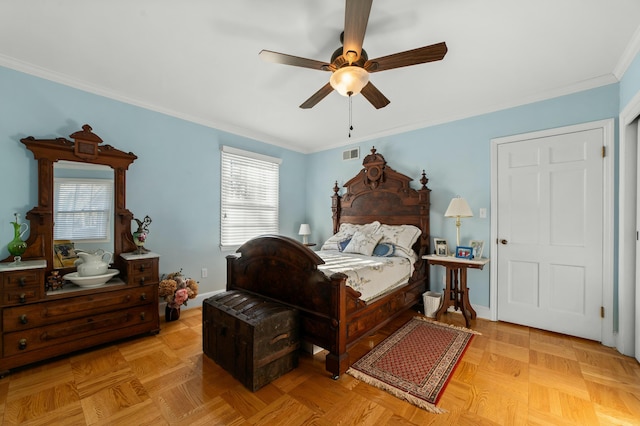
[{"x1": 423, "y1": 254, "x2": 490, "y2": 328}]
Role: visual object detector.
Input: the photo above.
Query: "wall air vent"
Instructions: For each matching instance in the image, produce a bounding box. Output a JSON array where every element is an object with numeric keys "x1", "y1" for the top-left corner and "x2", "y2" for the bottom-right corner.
[{"x1": 342, "y1": 147, "x2": 360, "y2": 161}]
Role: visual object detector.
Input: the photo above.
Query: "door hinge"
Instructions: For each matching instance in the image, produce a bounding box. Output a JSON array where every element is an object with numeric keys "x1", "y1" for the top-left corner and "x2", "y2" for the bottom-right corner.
[
  {"x1": 600, "y1": 306, "x2": 605, "y2": 318},
  {"x1": 602, "y1": 146, "x2": 606, "y2": 158}
]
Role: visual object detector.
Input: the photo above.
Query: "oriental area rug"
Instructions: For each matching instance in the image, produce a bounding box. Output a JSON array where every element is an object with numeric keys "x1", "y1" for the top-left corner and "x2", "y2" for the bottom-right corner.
[{"x1": 347, "y1": 316, "x2": 477, "y2": 413}]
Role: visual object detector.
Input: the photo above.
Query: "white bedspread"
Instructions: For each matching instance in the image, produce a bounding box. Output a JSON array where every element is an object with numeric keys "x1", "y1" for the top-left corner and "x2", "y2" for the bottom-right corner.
[{"x1": 316, "y1": 250, "x2": 414, "y2": 302}]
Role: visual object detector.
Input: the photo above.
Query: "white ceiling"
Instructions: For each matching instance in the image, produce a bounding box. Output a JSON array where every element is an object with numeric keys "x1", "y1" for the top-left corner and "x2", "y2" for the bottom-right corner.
[{"x1": 1, "y1": 1, "x2": 640, "y2": 153}]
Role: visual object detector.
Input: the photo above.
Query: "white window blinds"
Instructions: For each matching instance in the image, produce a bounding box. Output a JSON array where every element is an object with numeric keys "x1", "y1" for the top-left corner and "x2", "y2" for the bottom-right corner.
[
  {"x1": 220, "y1": 146, "x2": 281, "y2": 249},
  {"x1": 54, "y1": 178, "x2": 113, "y2": 241}
]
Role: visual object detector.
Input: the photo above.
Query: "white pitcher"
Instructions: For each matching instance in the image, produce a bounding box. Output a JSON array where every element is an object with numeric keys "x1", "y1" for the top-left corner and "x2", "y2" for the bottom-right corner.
[{"x1": 76, "y1": 250, "x2": 113, "y2": 277}]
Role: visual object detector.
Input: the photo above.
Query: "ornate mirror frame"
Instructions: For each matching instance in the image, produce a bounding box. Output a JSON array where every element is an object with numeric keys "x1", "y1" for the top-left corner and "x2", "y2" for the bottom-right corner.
[{"x1": 3, "y1": 124, "x2": 138, "y2": 274}]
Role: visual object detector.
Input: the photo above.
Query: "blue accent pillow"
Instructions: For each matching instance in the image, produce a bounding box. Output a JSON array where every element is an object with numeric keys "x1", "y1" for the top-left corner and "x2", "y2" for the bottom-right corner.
[
  {"x1": 338, "y1": 238, "x2": 351, "y2": 252},
  {"x1": 372, "y1": 243, "x2": 395, "y2": 257}
]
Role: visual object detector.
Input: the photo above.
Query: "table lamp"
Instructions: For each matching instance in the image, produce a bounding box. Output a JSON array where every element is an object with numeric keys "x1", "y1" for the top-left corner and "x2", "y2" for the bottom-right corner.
[
  {"x1": 298, "y1": 223, "x2": 311, "y2": 245},
  {"x1": 444, "y1": 196, "x2": 473, "y2": 247}
]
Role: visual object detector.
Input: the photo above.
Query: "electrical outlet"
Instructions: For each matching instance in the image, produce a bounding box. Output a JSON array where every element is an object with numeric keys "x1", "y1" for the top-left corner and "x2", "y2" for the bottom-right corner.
[
  {"x1": 201, "y1": 268, "x2": 208, "y2": 278},
  {"x1": 479, "y1": 208, "x2": 487, "y2": 218}
]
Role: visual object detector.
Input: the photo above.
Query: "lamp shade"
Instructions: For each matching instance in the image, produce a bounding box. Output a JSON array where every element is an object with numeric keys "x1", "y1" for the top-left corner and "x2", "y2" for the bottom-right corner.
[
  {"x1": 329, "y1": 66, "x2": 370, "y2": 96},
  {"x1": 298, "y1": 224, "x2": 311, "y2": 236},
  {"x1": 444, "y1": 197, "x2": 473, "y2": 218}
]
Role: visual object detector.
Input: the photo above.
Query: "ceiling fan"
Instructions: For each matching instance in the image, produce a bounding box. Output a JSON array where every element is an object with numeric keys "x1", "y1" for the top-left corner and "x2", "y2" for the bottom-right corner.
[{"x1": 259, "y1": 0, "x2": 447, "y2": 110}]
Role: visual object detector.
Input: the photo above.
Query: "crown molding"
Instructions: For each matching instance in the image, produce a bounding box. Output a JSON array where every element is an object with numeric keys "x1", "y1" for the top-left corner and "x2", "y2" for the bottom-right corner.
[{"x1": 614, "y1": 25, "x2": 640, "y2": 79}]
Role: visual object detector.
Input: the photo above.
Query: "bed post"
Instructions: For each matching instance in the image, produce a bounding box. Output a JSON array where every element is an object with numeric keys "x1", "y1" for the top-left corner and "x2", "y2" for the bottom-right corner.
[
  {"x1": 325, "y1": 272, "x2": 349, "y2": 379},
  {"x1": 331, "y1": 181, "x2": 341, "y2": 234},
  {"x1": 225, "y1": 254, "x2": 239, "y2": 291},
  {"x1": 417, "y1": 170, "x2": 431, "y2": 289},
  {"x1": 418, "y1": 169, "x2": 431, "y2": 256}
]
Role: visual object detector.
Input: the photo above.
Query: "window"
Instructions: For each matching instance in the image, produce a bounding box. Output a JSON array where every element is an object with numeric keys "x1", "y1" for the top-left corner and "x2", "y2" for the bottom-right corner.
[
  {"x1": 220, "y1": 146, "x2": 281, "y2": 249},
  {"x1": 54, "y1": 178, "x2": 113, "y2": 241}
]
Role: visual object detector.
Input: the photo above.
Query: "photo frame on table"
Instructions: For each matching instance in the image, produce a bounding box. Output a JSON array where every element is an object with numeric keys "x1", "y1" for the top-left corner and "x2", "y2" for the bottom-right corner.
[
  {"x1": 455, "y1": 246, "x2": 473, "y2": 259},
  {"x1": 469, "y1": 240, "x2": 484, "y2": 259},
  {"x1": 433, "y1": 237, "x2": 448, "y2": 256}
]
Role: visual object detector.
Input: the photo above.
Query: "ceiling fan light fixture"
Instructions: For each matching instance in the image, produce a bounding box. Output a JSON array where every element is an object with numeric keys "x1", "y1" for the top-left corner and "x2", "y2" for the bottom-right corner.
[{"x1": 330, "y1": 66, "x2": 369, "y2": 97}]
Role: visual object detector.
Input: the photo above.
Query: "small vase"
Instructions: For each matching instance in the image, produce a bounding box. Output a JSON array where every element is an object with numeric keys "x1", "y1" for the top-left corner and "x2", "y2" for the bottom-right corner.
[
  {"x1": 132, "y1": 215, "x2": 152, "y2": 254},
  {"x1": 165, "y1": 305, "x2": 181, "y2": 322},
  {"x1": 8, "y1": 215, "x2": 29, "y2": 257},
  {"x1": 132, "y1": 231, "x2": 148, "y2": 254}
]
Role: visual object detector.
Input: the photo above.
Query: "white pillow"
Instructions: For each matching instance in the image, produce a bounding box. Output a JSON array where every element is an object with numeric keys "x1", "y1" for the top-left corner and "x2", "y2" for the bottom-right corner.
[
  {"x1": 375, "y1": 224, "x2": 422, "y2": 251},
  {"x1": 320, "y1": 230, "x2": 351, "y2": 251},
  {"x1": 394, "y1": 246, "x2": 419, "y2": 262},
  {"x1": 320, "y1": 221, "x2": 381, "y2": 250},
  {"x1": 343, "y1": 221, "x2": 380, "y2": 236},
  {"x1": 342, "y1": 230, "x2": 383, "y2": 256}
]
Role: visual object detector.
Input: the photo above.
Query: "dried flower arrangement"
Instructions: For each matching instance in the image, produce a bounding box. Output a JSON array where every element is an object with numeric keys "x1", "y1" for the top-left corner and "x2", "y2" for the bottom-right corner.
[{"x1": 158, "y1": 269, "x2": 199, "y2": 309}]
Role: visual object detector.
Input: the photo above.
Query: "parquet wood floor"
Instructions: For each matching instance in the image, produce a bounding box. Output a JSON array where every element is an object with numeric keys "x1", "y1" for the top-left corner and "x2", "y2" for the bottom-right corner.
[{"x1": 0, "y1": 307, "x2": 639, "y2": 425}]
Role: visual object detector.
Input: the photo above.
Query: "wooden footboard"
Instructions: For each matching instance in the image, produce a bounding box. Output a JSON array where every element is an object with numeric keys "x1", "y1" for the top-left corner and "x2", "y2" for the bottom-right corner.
[{"x1": 226, "y1": 235, "x2": 425, "y2": 378}]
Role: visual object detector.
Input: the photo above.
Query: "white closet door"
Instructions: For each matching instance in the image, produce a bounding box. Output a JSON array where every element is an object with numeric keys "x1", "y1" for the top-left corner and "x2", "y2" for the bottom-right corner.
[{"x1": 496, "y1": 127, "x2": 604, "y2": 340}]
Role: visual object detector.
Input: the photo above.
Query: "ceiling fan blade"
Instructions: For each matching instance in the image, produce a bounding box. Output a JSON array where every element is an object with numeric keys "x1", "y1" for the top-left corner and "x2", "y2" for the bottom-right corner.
[
  {"x1": 360, "y1": 81, "x2": 390, "y2": 109},
  {"x1": 259, "y1": 50, "x2": 331, "y2": 71},
  {"x1": 343, "y1": 0, "x2": 373, "y2": 61},
  {"x1": 300, "y1": 83, "x2": 334, "y2": 109},
  {"x1": 365, "y1": 42, "x2": 448, "y2": 73}
]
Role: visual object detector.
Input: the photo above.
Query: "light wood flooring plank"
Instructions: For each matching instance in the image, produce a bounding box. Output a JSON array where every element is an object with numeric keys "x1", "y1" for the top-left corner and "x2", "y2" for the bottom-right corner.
[{"x1": 0, "y1": 307, "x2": 638, "y2": 425}]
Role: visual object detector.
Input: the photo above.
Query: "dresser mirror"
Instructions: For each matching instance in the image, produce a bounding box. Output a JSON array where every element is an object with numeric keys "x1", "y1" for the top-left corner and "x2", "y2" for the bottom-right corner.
[
  {"x1": 52, "y1": 161, "x2": 115, "y2": 269},
  {"x1": 2, "y1": 124, "x2": 138, "y2": 275}
]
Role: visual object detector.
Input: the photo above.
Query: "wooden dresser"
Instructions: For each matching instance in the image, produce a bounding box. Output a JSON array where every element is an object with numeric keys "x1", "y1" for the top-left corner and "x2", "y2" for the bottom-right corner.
[
  {"x1": 0, "y1": 254, "x2": 160, "y2": 376},
  {"x1": 0, "y1": 124, "x2": 163, "y2": 376}
]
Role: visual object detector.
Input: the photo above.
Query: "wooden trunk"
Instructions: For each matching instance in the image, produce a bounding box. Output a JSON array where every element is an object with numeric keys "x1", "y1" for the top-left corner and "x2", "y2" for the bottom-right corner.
[{"x1": 203, "y1": 290, "x2": 299, "y2": 391}]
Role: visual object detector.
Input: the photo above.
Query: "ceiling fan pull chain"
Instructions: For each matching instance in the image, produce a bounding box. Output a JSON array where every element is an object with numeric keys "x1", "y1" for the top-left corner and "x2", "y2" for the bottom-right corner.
[{"x1": 348, "y1": 91, "x2": 354, "y2": 138}]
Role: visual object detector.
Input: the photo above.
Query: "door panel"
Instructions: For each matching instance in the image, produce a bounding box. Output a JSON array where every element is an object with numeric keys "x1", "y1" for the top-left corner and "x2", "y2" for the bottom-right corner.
[{"x1": 497, "y1": 129, "x2": 603, "y2": 341}]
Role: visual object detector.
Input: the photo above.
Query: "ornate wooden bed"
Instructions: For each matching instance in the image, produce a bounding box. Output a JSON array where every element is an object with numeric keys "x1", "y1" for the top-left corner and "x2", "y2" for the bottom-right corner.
[{"x1": 225, "y1": 148, "x2": 431, "y2": 378}]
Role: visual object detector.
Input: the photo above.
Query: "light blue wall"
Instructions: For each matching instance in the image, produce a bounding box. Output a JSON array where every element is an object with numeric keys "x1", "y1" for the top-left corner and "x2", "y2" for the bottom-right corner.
[
  {"x1": 307, "y1": 84, "x2": 620, "y2": 308},
  {"x1": 2, "y1": 52, "x2": 639, "y2": 311},
  {"x1": 0, "y1": 66, "x2": 306, "y2": 294}
]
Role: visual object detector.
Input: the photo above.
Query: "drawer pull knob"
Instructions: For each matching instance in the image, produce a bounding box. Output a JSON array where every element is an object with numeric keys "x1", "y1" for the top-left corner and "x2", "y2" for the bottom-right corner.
[
  {"x1": 140, "y1": 312, "x2": 146, "y2": 320},
  {"x1": 19, "y1": 277, "x2": 26, "y2": 287},
  {"x1": 19, "y1": 314, "x2": 28, "y2": 324},
  {"x1": 139, "y1": 277, "x2": 145, "y2": 285},
  {"x1": 19, "y1": 293, "x2": 26, "y2": 304},
  {"x1": 140, "y1": 293, "x2": 147, "y2": 301},
  {"x1": 139, "y1": 265, "x2": 145, "y2": 272},
  {"x1": 18, "y1": 339, "x2": 27, "y2": 350}
]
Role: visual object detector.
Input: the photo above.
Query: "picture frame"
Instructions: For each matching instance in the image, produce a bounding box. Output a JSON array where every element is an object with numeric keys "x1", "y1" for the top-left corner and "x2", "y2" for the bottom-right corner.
[
  {"x1": 433, "y1": 237, "x2": 448, "y2": 256},
  {"x1": 53, "y1": 240, "x2": 78, "y2": 268},
  {"x1": 469, "y1": 240, "x2": 484, "y2": 259},
  {"x1": 455, "y1": 246, "x2": 473, "y2": 259}
]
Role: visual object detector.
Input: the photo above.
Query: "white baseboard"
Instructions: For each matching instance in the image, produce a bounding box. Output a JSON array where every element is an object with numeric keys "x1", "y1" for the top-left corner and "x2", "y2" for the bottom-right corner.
[
  {"x1": 159, "y1": 291, "x2": 493, "y2": 327},
  {"x1": 158, "y1": 289, "x2": 224, "y2": 314}
]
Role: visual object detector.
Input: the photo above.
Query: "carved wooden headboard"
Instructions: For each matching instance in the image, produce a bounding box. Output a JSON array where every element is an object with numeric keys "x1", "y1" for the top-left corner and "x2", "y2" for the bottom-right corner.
[{"x1": 331, "y1": 147, "x2": 431, "y2": 257}]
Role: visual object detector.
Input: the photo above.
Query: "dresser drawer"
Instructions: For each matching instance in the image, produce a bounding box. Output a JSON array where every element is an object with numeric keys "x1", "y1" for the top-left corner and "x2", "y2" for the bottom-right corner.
[
  {"x1": 3, "y1": 304, "x2": 155, "y2": 357},
  {"x1": 127, "y1": 258, "x2": 159, "y2": 286},
  {"x1": 1, "y1": 268, "x2": 44, "y2": 306},
  {"x1": 2, "y1": 285, "x2": 156, "y2": 331},
  {"x1": 3, "y1": 288, "x2": 41, "y2": 306},
  {"x1": 3, "y1": 269, "x2": 43, "y2": 288}
]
